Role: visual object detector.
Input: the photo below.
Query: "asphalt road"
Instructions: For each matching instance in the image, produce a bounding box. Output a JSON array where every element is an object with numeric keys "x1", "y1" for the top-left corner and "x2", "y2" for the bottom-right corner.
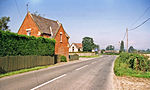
[{"x1": 0, "y1": 55, "x2": 116, "y2": 90}]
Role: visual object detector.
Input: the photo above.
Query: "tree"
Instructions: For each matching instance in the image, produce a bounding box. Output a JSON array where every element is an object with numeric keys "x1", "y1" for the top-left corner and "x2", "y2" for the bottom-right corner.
[
  {"x1": 128, "y1": 46, "x2": 136, "y2": 53},
  {"x1": 0, "y1": 16, "x2": 10, "y2": 31},
  {"x1": 101, "y1": 49, "x2": 105, "y2": 54},
  {"x1": 106, "y1": 45, "x2": 115, "y2": 50},
  {"x1": 82, "y1": 37, "x2": 95, "y2": 52},
  {"x1": 119, "y1": 41, "x2": 125, "y2": 53}
]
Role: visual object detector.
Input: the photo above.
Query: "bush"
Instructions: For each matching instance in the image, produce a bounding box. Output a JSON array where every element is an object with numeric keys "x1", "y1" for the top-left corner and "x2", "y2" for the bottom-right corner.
[
  {"x1": 60, "y1": 56, "x2": 67, "y2": 62},
  {"x1": 118, "y1": 53, "x2": 150, "y2": 72},
  {"x1": 114, "y1": 53, "x2": 150, "y2": 78},
  {"x1": 0, "y1": 30, "x2": 55, "y2": 56}
]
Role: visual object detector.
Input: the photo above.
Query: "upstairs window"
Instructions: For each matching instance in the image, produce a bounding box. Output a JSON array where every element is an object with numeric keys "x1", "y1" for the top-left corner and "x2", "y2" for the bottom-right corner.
[
  {"x1": 60, "y1": 32, "x2": 62, "y2": 42},
  {"x1": 26, "y1": 28, "x2": 31, "y2": 36}
]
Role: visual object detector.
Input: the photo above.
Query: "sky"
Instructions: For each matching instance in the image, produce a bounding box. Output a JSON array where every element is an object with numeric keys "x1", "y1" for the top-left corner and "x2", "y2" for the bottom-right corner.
[{"x1": 0, "y1": 0, "x2": 150, "y2": 50}]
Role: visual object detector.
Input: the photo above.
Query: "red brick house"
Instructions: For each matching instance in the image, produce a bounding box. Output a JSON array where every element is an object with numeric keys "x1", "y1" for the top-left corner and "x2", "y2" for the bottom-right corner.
[{"x1": 18, "y1": 12, "x2": 70, "y2": 61}]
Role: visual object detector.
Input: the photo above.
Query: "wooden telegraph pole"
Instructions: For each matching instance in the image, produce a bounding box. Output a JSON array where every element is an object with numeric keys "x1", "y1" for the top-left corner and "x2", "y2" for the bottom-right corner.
[{"x1": 126, "y1": 28, "x2": 128, "y2": 53}]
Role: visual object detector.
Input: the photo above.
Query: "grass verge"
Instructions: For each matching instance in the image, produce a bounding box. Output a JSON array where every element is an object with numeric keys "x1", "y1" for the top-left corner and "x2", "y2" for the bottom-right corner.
[
  {"x1": 114, "y1": 57, "x2": 150, "y2": 78},
  {"x1": 79, "y1": 54, "x2": 100, "y2": 58},
  {"x1": 0, "y1": 65, "x2": 54, "y2": 78}
]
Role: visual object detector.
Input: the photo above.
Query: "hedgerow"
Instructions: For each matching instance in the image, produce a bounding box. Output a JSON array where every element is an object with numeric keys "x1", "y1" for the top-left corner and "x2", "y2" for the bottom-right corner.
[
  {"x1": 114, "y1": 52, "x2": 150, "y2": 78},
  {"x1": 0, "y1": 30, "x2": 55, "y2": 56}
]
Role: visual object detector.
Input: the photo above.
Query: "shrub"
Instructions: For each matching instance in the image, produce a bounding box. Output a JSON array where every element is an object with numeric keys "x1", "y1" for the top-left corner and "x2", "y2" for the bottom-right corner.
[
  {"x1": 60, "y1": 56, "x2": 67, "y2": 62},
  {"x1": 118, "y1": 53, "x2": 150, "y2": 72},
  {"x1": 0, "y1": 30, "x2": 55, "y2": 56}
]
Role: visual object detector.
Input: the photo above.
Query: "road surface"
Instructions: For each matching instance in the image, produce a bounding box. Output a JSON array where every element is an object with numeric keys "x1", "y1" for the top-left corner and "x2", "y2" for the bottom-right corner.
[{"x1": 0, "y1": 55, "x2": 116, "y2": 90}]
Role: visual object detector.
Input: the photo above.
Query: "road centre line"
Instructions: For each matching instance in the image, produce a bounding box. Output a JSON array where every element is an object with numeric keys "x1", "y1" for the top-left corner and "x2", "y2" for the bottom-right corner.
[
  {"x1": 30, "y1": 74, "x2": 67, "y2": 90},
  {"x1": 75, "y1": 65, "x2": 88, "y2": 71}
]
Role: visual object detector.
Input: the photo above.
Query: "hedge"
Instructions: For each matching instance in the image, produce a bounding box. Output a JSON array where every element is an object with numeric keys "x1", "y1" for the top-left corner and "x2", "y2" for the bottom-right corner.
[{"x1": 0, "y1": 30, "x2": 55, "y2": 56}]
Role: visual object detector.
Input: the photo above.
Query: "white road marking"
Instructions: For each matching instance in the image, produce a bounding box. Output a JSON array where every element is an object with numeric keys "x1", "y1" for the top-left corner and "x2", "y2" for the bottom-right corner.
[
  {"x1": 30, "y1": 74, "x2": 66, "y2": 90},
  {"x1": 75, "y1": 65, "x2": 88, "y2": 71}
]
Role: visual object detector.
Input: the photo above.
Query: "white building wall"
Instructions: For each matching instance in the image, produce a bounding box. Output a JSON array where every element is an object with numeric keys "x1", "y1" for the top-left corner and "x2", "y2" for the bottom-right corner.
[{"x1": 69, "y1": 44, "x2": 79, "y2": 52}]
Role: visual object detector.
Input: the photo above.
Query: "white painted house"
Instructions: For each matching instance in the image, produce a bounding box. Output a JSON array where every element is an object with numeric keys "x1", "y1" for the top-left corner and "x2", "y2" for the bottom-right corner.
[{"x1": 69, "y1": 43, "x2": 83, "y2": 52}]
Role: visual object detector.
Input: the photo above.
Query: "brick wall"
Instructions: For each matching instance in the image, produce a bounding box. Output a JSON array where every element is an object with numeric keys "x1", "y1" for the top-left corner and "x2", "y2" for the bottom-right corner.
[
  {"x1": 18, "y1": 12, "x2": 41, "y2": 37},
  {"x1": 55, "y1": 25, "x2": 69, "y2": 61},
  {"x1": 18, "y1": 12, "x2": 69, "y2": 61}
]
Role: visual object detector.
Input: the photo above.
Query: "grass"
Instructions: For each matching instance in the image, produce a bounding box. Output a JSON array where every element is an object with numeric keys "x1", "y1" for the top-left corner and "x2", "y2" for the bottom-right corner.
[
  {"x1": 79, "y1": 54, "x2": 100, "y2": 58},
  {"x1": 114, "y1": 57, "x2": 150, "y2": 78},
  {"x1": 0, "y1": 65, "x2": 54, "y2": 78}
]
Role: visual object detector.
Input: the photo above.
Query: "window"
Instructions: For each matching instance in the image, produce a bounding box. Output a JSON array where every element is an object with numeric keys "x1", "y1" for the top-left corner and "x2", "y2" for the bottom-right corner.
[
  {"x1": 72, "y1": 47, "x2": 74, "y2": 52},
  {"x1": 27, "y1": 31, "x2": 31, "y2": 36},
  {"x1": 60, "y1": 32, "x2": 62, "y2": 42},
  {"x1": 26, "y1": 28, "x2": 31, "y2": 36}
]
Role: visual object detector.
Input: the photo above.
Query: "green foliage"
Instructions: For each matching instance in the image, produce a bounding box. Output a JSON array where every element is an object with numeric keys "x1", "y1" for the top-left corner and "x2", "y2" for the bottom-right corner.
[
  {"x1": 60, "y1": 56, "x2": 67, "y2": 62},
  {"x1": 128, "y1": 46, "x2": 136, "y2": 53},
  {"x1": 106, "y1": 45, "x2": 115, "y2": 50},
  {"x1": 138, "y1": 49, "x2": 150, "y2": 54},
  {"x1": 0, "y1": 16, "x2": 10, "y2": 31},
  {"x1": 119, "y1": 41, "x2": 125, "y2": 53},
  {"x1": 114, "y1": 53, "x2": 150, "y2": 78},
  {"x1": 101, "y1": 49, "x2": 105, "y2": 54},
  {"x1": 0, "y1": 30, "x2": 55, "y2": 56},
  {"x1": 82, "y1": 37, "x2": 95, "y2": 52},
  {"x1": 103, "y1": 52, "x2": 119, "y2": 55}
]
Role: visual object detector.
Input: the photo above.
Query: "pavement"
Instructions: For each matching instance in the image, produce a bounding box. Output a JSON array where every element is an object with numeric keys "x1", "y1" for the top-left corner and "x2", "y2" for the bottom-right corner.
[{"x1": 0, "y1": 55, "x2": 116, "y2": 90}]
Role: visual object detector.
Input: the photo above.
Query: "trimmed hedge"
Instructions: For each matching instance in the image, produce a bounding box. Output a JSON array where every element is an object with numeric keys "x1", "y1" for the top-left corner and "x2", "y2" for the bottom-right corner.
[{"x1": 0, "y1": 30, "x2": 55, "y2": 56}]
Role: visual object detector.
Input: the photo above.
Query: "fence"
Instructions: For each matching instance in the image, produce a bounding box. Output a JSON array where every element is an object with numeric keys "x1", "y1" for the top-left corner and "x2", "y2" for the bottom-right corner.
[
  {"x1": 69, "y1": 54, "x2": 79, "y2": 61},
  {"x1": 0, "y1": 56, "x2": 55, "y2": 73}
]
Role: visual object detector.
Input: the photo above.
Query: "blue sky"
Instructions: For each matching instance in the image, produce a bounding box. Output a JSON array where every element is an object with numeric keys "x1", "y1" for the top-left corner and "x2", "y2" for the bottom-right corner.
[{"x1": 0, "y1": 0, "x2": 150, "y2": 50}]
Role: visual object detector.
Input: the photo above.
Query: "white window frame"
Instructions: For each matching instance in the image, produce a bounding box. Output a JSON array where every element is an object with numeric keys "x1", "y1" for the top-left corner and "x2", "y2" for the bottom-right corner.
[
  {"x1": 26, "y1": 28, "x2": 31, "y2": 36},
  {"x1": 60, "y1": 32, "x2": 62, "y2": 42}
]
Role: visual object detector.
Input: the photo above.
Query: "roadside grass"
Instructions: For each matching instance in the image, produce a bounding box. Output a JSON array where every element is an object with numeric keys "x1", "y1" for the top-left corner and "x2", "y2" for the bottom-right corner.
[
  {"x1": 79, "y1": 54, "x2": 100, "y2": 58},
  {"x1": 114, "y1": 57, "x2": 150, "y2": 78},
  {"x1": 0, "y1": 65, "x2": 54, "y2": 78}
]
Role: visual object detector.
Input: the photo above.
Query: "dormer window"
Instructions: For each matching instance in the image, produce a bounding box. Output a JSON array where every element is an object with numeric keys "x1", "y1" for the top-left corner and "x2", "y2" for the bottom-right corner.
[
  {"x1": 60, "y1": 32, "x2": 62, "y2": 42},
  {"x1": 26, "y1": 28, "x2": 31, "y2": 36}
]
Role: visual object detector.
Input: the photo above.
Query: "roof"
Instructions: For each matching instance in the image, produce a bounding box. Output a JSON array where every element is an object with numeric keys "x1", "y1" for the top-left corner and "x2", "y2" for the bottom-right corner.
[
  {"x1": 30, "y1": 13, "x2": 60, "y2": 38},
  {"x1": 72, "y1": 43, "x2": 82, "y2": 49}
]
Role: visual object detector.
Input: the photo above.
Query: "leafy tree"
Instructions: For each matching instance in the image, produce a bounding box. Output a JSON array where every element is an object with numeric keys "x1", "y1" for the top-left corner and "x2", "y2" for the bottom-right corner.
[
  {"x1": 82, "y1": 37, "x2": 95, "y2": 52},
  {"x1": 119, "y1": 41, "x2": 125, "y2": 53},
  {"x1": 106, "y1": 45, "x2": 115, "y2": 50},
  {"x1": 128, "y1": 46, "x2": 136, "y2": 53},
  {"x1": 146, "y1": 49, "x2": 150, "y2": 52},
  {"x1": 101, "y1": 49, "x2": 105, "y2": 54},
  {"x1": 0, "y1": 16, "x2": 10, "y2": 31},
  {"x1": 93, "y1": 44, "x2": 100, "y2": 51}
]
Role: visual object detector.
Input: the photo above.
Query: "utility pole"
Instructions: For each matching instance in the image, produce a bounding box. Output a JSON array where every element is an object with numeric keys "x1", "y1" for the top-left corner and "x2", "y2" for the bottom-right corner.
[{"x1": 126, "y1": 28, "x2": 128, "y2": 53}]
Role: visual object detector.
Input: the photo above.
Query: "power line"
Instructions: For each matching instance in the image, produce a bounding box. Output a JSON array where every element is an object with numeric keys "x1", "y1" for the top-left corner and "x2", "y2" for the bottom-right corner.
[
  {"x1": 122, "y1": 31, "x2": 127, "y2": 41},
  {"x1": 129, "y1": 6, "x2": 150, "y2": 28},
  {"x1": 129, "y1": 17, "x2": 150, "y2": 31},
  {"x1": 14, "y1": 0, "x2": 22, "y2": 18}
]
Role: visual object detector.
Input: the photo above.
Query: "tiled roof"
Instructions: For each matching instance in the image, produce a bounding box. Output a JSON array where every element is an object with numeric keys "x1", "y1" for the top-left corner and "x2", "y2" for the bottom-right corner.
[
  {"x1": 31, "y1": 14, "x2": 60, "y2": 38},
  {"x1": 73, "y1": 43, "x2": 82, "y2": 49}
]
